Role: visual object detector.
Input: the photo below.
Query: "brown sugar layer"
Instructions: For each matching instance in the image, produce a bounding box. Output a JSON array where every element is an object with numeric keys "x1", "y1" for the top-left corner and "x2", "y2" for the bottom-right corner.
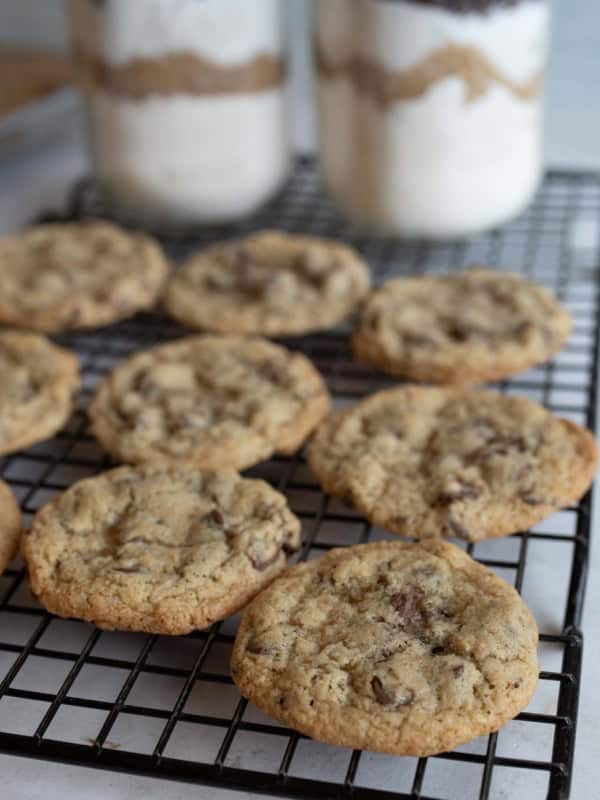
[
  {"x1": 316, "y1": 44, "x2": 541, "y2": 106},
  {"x1": 74, "y1": 50, "x2": 286, "y2": 99}
]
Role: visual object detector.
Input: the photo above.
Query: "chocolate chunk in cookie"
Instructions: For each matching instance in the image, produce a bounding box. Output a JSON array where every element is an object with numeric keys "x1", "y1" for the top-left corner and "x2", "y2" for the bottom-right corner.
[
  {"x1": 0, "y1": 222, "x2": 170, "y2": 332},
  {"x1": 308, "y1": 386, "x2": 597, "y2": 542},
  {"x1": 353, "y1": 268, "x2": 572, "y2": 385},
  {"x1": 164, "y1": 230, "x2": 370, "y2": 337},
  {"x1": 22, "y1": 465, "x2": 301, "y2": 634},
  {"x1": 0, "y1": 330, "x2": 80, "y2": 455},
  {"x1": 90, "y1": 334, "x2": 330, "y2": 471},
  {"x1": 231, "y1": 540, "x2": 539, "y2": 756}
]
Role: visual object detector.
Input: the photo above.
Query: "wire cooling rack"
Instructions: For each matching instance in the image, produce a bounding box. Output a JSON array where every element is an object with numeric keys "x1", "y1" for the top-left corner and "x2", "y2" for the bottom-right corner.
[{"x1": 0, "y1": 159, "x2": 599, "y2": 800}]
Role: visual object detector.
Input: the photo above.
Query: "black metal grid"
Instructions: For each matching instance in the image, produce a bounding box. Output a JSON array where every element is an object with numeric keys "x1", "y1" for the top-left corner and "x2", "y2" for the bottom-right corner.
[{"x1": 1, "y1": 159, "x2": 599, "y2": 800}]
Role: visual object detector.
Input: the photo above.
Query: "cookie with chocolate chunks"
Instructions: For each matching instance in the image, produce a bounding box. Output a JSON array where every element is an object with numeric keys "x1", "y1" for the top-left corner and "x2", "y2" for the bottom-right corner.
[
  {"x1": 231, "y1": 540, "x2": 539, "y2": 756},
  {"x1": 308, "y1": 386, "x2": 597, "y2": 541},
  {"x1": 353, "y1": 268, "x2": 572, "y2": 385},
  {"x1": 22, "y1": 465, "x2": 301, "y2": 634},
  {"x1": 0, "y1": 480, "x2": 22, "y2": 574},
  {"x1": 164, "y1": 230, "x2": 370, "y2": 336},
  {"x1": 0, "y1": 222, "x2": 170, "y2": 332},
  {"x1": 90, "y1": 335, "x2": 330, "y2": 470},
  {"x1": 0, "y1": 330, "x2": 80, "y2": 455}
]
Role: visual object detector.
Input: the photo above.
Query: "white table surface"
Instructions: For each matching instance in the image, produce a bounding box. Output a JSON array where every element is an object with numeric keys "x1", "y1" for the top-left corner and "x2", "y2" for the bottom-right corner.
[{"x1": 1, "y1": 0, "x2": 600, "y2": 793}]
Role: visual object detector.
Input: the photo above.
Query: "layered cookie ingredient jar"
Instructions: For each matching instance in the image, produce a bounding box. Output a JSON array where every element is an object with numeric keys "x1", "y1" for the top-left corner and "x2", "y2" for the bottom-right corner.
[
  {"x1": 314, "y1": 0, "x2": 549, "y2": 238},
  {"x1": 69, "y1": 0, "x2": 291, "y2": 229}
]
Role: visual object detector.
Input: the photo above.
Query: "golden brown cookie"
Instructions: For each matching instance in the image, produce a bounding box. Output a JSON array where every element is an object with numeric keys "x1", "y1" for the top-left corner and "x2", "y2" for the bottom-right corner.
[
  {"x1": 90, "y1": 335, "x2": 331, "y2": 470},
  {"x1": 232, "y1": 540, "x2": 539, "y2": 756},
  {"x1": 0, "y1": 222, "x2": 170, "y2": 332},
  {"x1": 22, "y1": 465, "x2": 301, "y2": 634},
  {"x1": 0, "y1": 480, "x2": 21, "y2": 574},
  {"x1": 164, "y1": 230, "x2": 370, "y2": 336},
  {"x1": 353, "y1": 269, "x2": 572, "y2": 385},
  {"x1": 0, "y1": 330, "x2": 80, "y2": 455},
  {"x1": 308, "y1": 386, "x2": 597, "y2": 541}
]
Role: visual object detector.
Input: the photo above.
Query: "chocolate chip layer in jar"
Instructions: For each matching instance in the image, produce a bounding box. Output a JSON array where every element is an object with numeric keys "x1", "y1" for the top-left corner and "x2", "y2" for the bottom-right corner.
[
  {"x1": 314, "y1": 0, "x2": 549, "y2": 238},
  {"x1": 68, "y1": 0, "x2": 291, "y2": 229}
]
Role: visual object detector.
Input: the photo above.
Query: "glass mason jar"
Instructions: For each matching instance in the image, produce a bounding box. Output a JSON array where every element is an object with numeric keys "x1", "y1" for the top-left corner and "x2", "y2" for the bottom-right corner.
[
  {"x1": 314, "y1": 0, "x2": 549, "y2": 238},
  {"x1": 69, "y1": 0, "x2": 291, "y2": 230}
]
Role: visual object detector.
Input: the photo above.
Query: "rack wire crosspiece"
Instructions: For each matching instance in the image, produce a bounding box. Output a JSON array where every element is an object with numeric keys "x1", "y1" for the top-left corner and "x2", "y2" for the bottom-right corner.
[{"x1": 0, "y1": 160, "x2": 598, "y2": 799}]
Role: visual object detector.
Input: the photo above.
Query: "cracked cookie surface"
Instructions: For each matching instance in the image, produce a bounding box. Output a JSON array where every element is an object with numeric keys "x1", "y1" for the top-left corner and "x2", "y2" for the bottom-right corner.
[
  {"x1": 353, "y1": 269, "x2": 572, "y2": 385},
  {"x1": 308, "y1": 386, "x2": 597, "y2": 542},
  {"x1": 22, "y1": 465, "x2": 301, "y2": 634},
  {"x1": 0, "y1": 480, "x2": 22, "y2": 574},
  {"x1": 0, "y1": 330, "x2": 80, "y2": 455},
  {"x1": 164, "y1": 230, "x2": 370, "y2": 336},
  {"x1": 231, "y1": 540, "x2": 539, "y2": 756},
  {"x1": 0, "y1": 222, "x2": 170, "y2": 332},
  {"x1": 90, "y1": 335, "x2": 331, "y2": 470}
]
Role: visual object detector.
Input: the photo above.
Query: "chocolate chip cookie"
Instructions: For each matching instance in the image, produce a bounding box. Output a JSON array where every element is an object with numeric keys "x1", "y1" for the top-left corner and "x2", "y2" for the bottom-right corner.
[
  {"x1": 0, "y1": 330, "x2": 80, "y2": 455},
  {"x1": 308, "y1": 386, "x2": 597, "y2": 541},
  {"x1": 22, "y1": 465, "x2": 301, "y2": 634},
  {"x1": 231, "y1": 540, "x2": 539, "y2": 756},
  {"x1": 90, "y1": 335, "x2": 331, "y2": 470},
  {"x1": 353, "y1": 269, "x2": 572, "y2": 385},
  {"x1": 0, "y1": 222, "x2": 170, "y2": 332},
  {"x1": 0, "y1": 480, "x2": 21, "y2": 574},
  {"x1": 164, "y1": 230, "x2": 370, "y2": 336}
]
